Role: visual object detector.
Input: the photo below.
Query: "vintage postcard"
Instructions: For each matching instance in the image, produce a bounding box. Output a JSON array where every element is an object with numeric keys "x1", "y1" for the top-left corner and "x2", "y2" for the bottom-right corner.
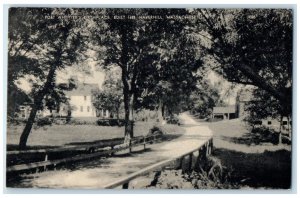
[{"x1": 6, "y1": 7, "x2": 293, "y2": 190}]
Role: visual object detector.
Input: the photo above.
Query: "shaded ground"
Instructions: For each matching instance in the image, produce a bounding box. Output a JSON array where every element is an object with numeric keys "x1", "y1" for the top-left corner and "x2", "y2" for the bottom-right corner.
[
  {"x1": 212, "y1": 148, "x2": 291, "y2": 189},
  {"x1": 188, "y1": 116, "x2": 292, "y2": 189}
]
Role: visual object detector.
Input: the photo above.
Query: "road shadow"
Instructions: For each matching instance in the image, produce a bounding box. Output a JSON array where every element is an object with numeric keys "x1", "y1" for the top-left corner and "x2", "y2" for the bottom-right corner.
[
  {"x1": 7, "y1": 144, "x2": 57, "y2": 151},
  {"x1": 66, "y1": 137, "x2": 124, "y2": 146},
  {"x1": 162, "y1": 134, "x2": 183, "y2": 141},
  {"x1": 212, "y1": 147, "x2": 291, "y2": 189},
  {"x1": 113, "y1": 148, "x2": 153, "y2": 157}
]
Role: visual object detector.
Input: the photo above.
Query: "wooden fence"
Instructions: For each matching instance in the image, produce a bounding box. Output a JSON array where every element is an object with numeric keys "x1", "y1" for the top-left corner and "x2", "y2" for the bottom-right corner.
[
  {"x1": 103, "y1": 138, "x2": 213, "y2": 189},
  {"x1": 7, "y1": 134, "x2": 162, "y2": 173}
]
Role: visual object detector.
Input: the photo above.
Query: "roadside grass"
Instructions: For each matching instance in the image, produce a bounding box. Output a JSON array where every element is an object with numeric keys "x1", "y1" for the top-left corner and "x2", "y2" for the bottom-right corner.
[
  {"x1": 6, "y1": 121, "x2": 184, "y2": 150},
  {"x1": 203, "y1": 118, "x2": 292, "y2": 189},
  {"x1": 212, "y1": 148, "x2": 291, "y2": 189},
  {"x1": 150, "y1": 117, "x2": 292, "y2": 189}
]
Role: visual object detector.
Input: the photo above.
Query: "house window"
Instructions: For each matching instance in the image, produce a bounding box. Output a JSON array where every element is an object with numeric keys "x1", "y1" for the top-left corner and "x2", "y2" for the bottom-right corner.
[
  {"x1": 87, "y1": 106, "x2": 90, "y2": 112},
  {"x1": 84, "y1": 96, "x2": 87, "y2": 101},
  {"x1": 80, "y1": 106, "x2": 83, "y2": 112},
  {"x1": 267, "y1": 121, "x2": 272, "y2": 125}
]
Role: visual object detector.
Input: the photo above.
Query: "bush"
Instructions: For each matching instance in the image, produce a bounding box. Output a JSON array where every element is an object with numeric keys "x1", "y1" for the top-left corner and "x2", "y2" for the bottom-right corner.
[
  {"x1": 251, "y1": 126, "x2": 279, "y2": 144},
  {"x1": 165, "y1": 116, "x2": 180, "y2": 125},
  {"x1": 36, "y1": 117, "x2": 52, "y2": 126},
  {"x1": 54, "y1": 118, "x2": 67, "y2": 125},
  {"x1": 96, "y1": 119, "x2": 126, "y2": 127},
  {"x1": 147, "y1": 126, "x2": 163, "y2": 136}
]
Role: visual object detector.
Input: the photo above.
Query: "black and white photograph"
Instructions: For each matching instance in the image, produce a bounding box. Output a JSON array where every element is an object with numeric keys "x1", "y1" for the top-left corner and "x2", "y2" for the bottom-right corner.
[{"x1": 5, "y1": 6, "x2": 293, "y2": 190}]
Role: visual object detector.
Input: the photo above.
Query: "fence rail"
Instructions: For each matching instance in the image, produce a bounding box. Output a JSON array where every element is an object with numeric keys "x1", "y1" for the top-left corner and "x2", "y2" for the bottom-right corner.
[
  {"x1": 103, "y1": 138, "x2": 213, "y2": 189},
  {"x1": 7, "y1": 134, "x2": 162, "y2": 173},
  {"x1": 7, "y1": 139, "x2": 123, "y2": 155}
]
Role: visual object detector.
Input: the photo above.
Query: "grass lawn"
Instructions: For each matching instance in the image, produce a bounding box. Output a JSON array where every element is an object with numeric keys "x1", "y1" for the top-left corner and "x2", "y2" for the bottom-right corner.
[
  {"x1": 201, "y1": 118, "x2": 292, "y2": 189},
  {"x1": 7, "y1": 121, "x2": 184, "y2": 150}
]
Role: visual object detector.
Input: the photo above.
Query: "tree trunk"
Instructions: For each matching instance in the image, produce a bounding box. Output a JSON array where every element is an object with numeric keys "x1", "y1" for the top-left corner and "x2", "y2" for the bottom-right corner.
[
  {"x1": 19, "y1": 65, "x2": 56, "y2": 150},
  {"x1": 122, "y1": 70, "x2": 134, "y2": 144},
  {"x1": 116, "y1": 105, "x2": 120, "y2": 120},
  {"x1": 157, "y1": 99, "x2": 164, "y2": 122},
  {"x1": 18, "y1": 104, "x2": 39, "y2": 149},
  {"x1": 278, "y1": 115, "x2": 283, "y2": 145},
  {"x1": 123, "y1": 93, "x2": 134, "y2": 143},
  {"x1": 162, "y1": 103, "x2": 165, "y2": 120},
  {"x1": 287, "y1": 116, "x2": 291, "y2": 138}
]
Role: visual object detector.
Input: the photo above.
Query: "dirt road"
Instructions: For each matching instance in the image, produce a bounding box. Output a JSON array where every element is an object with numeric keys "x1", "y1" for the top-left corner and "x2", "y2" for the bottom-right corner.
[{"x1": 12, "y1": 112, "x2": 212, "y2": 189}]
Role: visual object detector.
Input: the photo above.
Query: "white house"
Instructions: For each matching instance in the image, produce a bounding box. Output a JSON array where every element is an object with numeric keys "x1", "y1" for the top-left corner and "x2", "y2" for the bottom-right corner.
[
  {"x1": 64, "y1": 83, "x2": 98, "y2": 117},
  {"x1": 61, "y1": 83, "x2": 110, "y2": 118},
  {"x1": 18, "y1": 83, "x2": 110, "y2": 119}
]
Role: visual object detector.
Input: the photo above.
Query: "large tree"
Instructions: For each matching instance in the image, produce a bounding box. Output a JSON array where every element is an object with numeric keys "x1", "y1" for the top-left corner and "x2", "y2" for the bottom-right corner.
[
  {"x1": 193, "y1": 9, "x2": 292, "y2": 116},
  {"x1": 8, "y1": 8, "x2": 86, "y2": 149},
  {"x1": 93, "y1": 8, "x2": 195, "y2": 142}
]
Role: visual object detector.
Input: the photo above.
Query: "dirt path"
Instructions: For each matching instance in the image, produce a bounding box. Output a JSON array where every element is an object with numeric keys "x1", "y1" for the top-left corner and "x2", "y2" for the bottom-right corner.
[{"x1": 14, "y1": 112, "x2": 212, "y2": 189}]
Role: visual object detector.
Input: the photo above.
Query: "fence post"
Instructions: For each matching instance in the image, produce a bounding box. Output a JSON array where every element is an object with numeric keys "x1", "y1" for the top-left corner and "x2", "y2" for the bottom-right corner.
[
  {"x1": 188, "y1": 153, "x2": 193, "y2": 171},
  {"x1": 206, "y1": 142, "x2": 210, "y2": 157},
  {"x1": 122, "y1": 182, "x2": 129, "y2": 189},
  {"x1": 181, "y1": 154, "x2": 192, "y2": 174},
  {"x1": 111, "y1": 146, "x2": 114, "y2": 156},
  {"x1": 191, "y1": 151, "x2": 199, "y2": 170},
  {"x1": 43, "y1": 154, "x2": 48, "y2": 171},
  {"x1": 129, "y1": 139, "x2": 132, "y2": 153},
  {"x1": 209, "y1": 139, "x2": 213, "y2": 155},
  {"x1": 143, "y1": 137, "x2": 146, "y2": 150}
]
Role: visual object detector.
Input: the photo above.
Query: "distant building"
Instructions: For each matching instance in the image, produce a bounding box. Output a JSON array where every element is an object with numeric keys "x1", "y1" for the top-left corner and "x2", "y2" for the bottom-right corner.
[
  {"x1": 17, "y1": 83, "x2": 110, "y2": 119},
  {"x1": 212, "y1": 88, "x2": 253, "y2": 120},
  {"x1": 64, "y1": 83, "x2": 99, "y2": 118},
  {"x1": 212, "y1": 105, "x2": 236, "y2": 120}
]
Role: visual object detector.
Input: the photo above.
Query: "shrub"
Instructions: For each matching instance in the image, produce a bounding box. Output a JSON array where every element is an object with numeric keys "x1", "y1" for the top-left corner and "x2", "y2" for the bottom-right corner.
[
  {"x1": 147, "y1": 126, "x2": 163, "y2": 136},
  {"x1": 165, "y1": 116, "x2": 180, "y2": 125},
  {"x1": 96, "y1": 119, "x2": 126, "y2": 127},
  {"x1": 36, "y1": 117, "x2": 52, "y2": 126},
  {"x1": 251, "y1": 126, "x2": 279, "y2": 144}
]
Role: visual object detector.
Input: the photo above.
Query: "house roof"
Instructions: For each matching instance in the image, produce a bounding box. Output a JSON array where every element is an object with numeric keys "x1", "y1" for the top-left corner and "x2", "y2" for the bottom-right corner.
[
  {"x1": 65, "y1": 83, "x2": 99, "y2": 96},
  {"x1": 213, "y1": 106, "x2": 236, "y2": 114}
]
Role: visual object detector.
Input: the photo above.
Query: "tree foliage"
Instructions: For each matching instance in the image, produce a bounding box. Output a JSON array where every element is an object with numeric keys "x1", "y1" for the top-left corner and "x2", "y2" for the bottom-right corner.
[
  {"x1": 193, "y1": 9, "x2": 292, "y2": 116},
  {"x1": 187, "y1": 80, "x2": 224, "y2": 118},
  {"x1": 92, "y1": 68, "x2": 123, "y2": 119},
  {"x1": 8, "y1": 8, "x2": 87, "y2": 149}
]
